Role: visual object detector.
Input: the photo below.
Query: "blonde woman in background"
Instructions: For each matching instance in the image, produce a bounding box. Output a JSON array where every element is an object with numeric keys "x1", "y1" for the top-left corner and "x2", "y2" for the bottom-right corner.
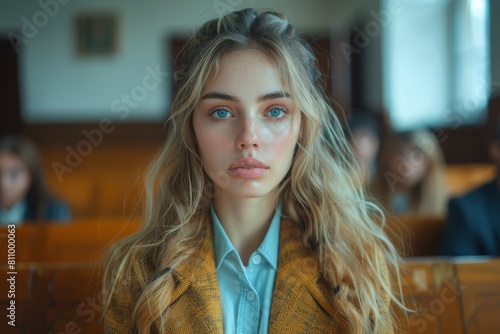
[
  {"x1": 103, "y1": 8, "x2": 405, "y2": 333},
  {"x1": 371, "y1": 129, "x2": 447, "y2": 217}
]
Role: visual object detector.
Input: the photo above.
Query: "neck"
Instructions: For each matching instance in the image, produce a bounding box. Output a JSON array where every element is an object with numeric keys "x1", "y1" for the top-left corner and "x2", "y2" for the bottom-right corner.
[
  {"x1": 213, "y1": 190, "x2": 279, "y2": 265},
  {"x1": 1, "y1": 200, "x2": 19, "y2": 211}
]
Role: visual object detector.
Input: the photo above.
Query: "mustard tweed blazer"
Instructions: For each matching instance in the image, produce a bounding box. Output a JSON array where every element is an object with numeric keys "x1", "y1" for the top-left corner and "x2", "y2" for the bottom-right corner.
[{"x1": 105, "y1": 217, "x2": 393, "y2": 333}]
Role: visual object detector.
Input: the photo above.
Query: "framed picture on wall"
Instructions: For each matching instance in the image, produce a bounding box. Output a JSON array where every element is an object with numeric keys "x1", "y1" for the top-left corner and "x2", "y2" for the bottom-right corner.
[{"x1": 75, "y1": 13, "x2": 119, "y2": 56}]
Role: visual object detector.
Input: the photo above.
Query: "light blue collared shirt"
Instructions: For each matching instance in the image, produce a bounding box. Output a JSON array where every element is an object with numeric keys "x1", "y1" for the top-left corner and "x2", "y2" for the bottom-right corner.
[
  {"x1": 210, "y1": 201, "x2": 282, "y2": 334},
  {"x1": 0, "y1": 200, "x2": 27, "y2": 226}
]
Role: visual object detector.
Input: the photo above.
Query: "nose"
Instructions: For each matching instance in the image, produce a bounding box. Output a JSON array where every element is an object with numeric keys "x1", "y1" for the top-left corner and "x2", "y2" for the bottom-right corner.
[{"x1": 236, "y1": 115, "x2": 262, "y2": 151}]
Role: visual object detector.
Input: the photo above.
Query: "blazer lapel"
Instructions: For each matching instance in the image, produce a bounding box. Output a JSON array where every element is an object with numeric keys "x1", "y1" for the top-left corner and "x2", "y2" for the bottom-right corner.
[
  {"x1": 270, "y1": 220, "x2": 342, "y2": 333},
  {"x1": 168, "y1": 215, "x2": 224, "y2": 333}
]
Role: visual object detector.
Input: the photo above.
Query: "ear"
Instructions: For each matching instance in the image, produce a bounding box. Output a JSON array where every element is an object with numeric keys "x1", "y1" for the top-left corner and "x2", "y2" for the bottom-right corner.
[{"x1": 489, "y1": 142, "x2": 500, "y2": 162}]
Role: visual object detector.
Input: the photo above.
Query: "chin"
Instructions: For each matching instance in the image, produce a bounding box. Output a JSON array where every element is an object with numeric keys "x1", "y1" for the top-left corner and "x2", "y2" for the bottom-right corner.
[{"x1": 221, "y1": 184, "x2": 276, "y2": 199}]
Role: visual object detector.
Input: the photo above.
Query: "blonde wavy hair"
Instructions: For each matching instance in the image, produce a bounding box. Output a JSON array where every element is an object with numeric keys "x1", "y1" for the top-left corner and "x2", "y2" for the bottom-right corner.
[{"x1": 103, "y1": 8, "x2": 404, "y2": 333}]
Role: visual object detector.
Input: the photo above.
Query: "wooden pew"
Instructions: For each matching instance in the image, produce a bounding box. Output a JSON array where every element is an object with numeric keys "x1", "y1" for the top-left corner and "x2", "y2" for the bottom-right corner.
[
  {"x1": 37, "y1": 219, "x2": 141, "y2": 263},
  {"x1": 41, "y1": 145, "x2": 156, "y2": 219},
  {"x1": 0, "y1": 265, "x2": 35, "y2": 333},
  {"x1": 444, "y1": 164, "x2": 495, "y2": 197},
  {"x1": 2, "y1": 221, "x2": 500, "y2": 333},
  {"x1": 0, "y1": 263, "x2": 105, "y2": 333},
  {"x1": 454, "y1": 258, "x2": 500, "y2": 334},
  {"x1": 45, "y1": 169, "x2": 145, "y2": 219},
  {"x1": 386, "y1": 216, "x2": 446, "y2": 257},
  {"x1": 395, "y1": 259, "x2": 464, "y2": 334},
  {"x1": 33, "y1": 263, "x2": 104, "y2": 333},
  {"x1": 6, "y1": 259, "x2": 493, "y2": 333},
  {"x1": 0, "y1": 219, "x2": 141, "y2": 263}
]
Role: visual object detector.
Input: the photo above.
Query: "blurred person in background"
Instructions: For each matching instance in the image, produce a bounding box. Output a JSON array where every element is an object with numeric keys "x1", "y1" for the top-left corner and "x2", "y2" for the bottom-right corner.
[
  {"x1": 371, "y1": 129, "x2": 447, "y2": 217},
  {"x1": 346, "y1": 111, "x2": 383, "y2": 186},
  {"x1": 440, "y1": 117, "x2": 500, "y2": 256},
  {"x1": 0, "y1": 135, "x2": 71, "y2": 225}
]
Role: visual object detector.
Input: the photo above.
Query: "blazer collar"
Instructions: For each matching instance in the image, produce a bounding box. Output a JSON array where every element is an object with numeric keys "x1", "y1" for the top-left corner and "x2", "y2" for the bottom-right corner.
[
  {"x1": 269, "y1": 219, "x2": 338, "y2": 322},
  {"x1": 168, "y1": 215, "x2": 338, "y2": 331},
  {"x1": 168, "y1": 214, "x2": 224, "y2": 333}
]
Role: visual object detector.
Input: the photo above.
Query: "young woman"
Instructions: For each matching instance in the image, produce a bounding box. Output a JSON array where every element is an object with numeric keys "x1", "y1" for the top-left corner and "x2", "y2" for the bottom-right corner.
[
  {"x1": 371, "y1": 129, "x2": 447, "y2": 217},
  {"x1": 346, "y1": 111, "x2": 384, "y2": 186},
  {"x1": 0, "y1": 135, "x2": 71, "y2": 224},
  {"x1": 103, "y1": 8, "x2": 403, "y2": 333}
]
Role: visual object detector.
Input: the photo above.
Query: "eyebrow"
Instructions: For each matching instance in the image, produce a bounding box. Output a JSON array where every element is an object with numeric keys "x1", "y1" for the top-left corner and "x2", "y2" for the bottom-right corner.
[{"x1": 201, "y1": 91, "x2": 291, "y2": 102}]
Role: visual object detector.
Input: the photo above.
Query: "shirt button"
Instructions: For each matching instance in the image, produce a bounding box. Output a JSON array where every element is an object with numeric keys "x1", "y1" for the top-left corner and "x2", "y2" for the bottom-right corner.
[
  {"x1": 247, "y1": 291, "x2": 256, "y2": 302},
  {"x1": 252, "y1": 254, "x2": 262, "y2": 265}
]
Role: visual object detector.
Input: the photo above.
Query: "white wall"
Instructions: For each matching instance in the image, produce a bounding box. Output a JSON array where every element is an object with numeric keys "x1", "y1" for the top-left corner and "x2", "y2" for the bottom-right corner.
[
  {"x1": 491, "y1": 0, "x2": 500, "y2": 97},
  {"x1": 2, "y1": 0, "x2": 497, "y2": 123},
  {"x1": 0, "y1": 0, "x2": 337, "y2": 123}
]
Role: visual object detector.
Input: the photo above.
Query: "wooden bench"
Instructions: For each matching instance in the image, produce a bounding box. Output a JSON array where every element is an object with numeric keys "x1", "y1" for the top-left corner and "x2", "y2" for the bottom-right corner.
[
  {"x1": 3, "y1": 259, "x2": 498, "y2": 333},
  {"x1": 0, "y1": 263, "x2": 104, "y2": 333},
  {"x1": 454, "y1": 258, "x2": 500, "y2": 334},
  {"x1": 0, "y1": 219, "x2": 141, "y2": 263},
  {"x1": 386, "y1": 216, "x2": 446, "y2": 257},
  {"x1": 396, "y1": 259, "x2": 465, "y2": 333},
  {"x1": 40, "y1": 145, "x2": 157, "y2": 219},
  {"x1": 444, "y1": 164, "x2": 495, "y2": 197},
  {"x1": 0, "y1": 265, "x2": 34, "y2": 333},
  {"x1": 34, "y1": 263, "x2": 104, "y2": 334},
  {"x1": 2, "y1": 222, "x2": 500, "y2": 333}
]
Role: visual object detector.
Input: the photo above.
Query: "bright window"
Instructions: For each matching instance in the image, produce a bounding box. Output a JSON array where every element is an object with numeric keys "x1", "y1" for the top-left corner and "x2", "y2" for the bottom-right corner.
[{"x1": 382, "y1": 0, "x2": 490, "y2": 131}]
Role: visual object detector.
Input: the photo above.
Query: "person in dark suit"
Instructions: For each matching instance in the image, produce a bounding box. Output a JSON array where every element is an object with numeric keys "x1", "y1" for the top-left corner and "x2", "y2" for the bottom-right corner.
[
  {"x1": 440, "y1": 118, "x2": 500, "y2": 256},
  {"x1": 0, "y1": 135, "x2": 71, "y2": 225}
]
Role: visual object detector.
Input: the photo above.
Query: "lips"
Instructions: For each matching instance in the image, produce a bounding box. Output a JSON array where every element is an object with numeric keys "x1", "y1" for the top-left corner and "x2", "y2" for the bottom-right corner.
[
  {"x1": 228, "y1": 158, "x2": 268, "y2": 179},
  {"x1": 229, "y1": 158, "x2": 268, "y2": 170}
]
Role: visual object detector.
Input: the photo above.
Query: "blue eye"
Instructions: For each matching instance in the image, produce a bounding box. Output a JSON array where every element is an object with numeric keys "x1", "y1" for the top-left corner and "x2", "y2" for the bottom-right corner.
[
  {"x1": 267, "y1": 107, "x2": 286, "y2": 118},
  {"x1": 209, "y1": 108, "x2": 232, "y2": 119}
]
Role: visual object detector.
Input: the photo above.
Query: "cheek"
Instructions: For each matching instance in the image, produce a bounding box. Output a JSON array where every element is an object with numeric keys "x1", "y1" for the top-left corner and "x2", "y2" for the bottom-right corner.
[
  {"x1": 272, "y1": 132, "x2": 296, "y2": 152},
  {"x1": 193, "y1": 122, "x2": 229, "y2": 168},
  {"x1": 270, "y1": 122, "x2": 300, "y2": 159},
  {"x1": 14, "y1": 173, "x2": 31, "y2": 194},
  {"x1": 389, "y1": 158, "x2": 403, "y2": 175},
  {"x1": 1, "y1": 172, "x2": 30, "y2": 200}
]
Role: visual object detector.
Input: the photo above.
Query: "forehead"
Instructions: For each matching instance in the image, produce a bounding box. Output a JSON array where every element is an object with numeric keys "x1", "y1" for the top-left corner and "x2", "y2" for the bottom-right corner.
[
  {"x1": 202, "y1": 48, "x2": 287, "y2": 95},
  {"x1": 0, "y1": 151, "x2": 26, "y2": 168}
]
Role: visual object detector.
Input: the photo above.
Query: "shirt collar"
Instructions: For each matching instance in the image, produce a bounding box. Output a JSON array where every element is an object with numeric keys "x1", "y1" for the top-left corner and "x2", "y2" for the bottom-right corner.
[
  {"x1": 210, "y1": 200, "x2": 282, "y2": 270},
  {"x1": 0, "y1": 199, "x2": 27, "y2": 225}
]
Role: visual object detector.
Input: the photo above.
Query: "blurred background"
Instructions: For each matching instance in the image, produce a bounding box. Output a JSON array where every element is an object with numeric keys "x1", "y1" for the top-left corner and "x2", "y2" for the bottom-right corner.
[{"x1": 0, "y1": 0, "x2": 498, "y2": 218}]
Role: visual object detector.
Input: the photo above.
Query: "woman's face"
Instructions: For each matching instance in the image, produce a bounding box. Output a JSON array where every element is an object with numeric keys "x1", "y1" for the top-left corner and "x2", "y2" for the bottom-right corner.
[
  {"x1": 350, "y1": 128, "x2": 380, "y2": 165},
  {"x1": 192, "y1": 48, "x2": 301, "y2": 199},
  {"x1": 0, "y1": 151, "x2": 31, "y2": 209},
  {"x1": 389, "y1": 141, "x2": 430, "y2": 188}
]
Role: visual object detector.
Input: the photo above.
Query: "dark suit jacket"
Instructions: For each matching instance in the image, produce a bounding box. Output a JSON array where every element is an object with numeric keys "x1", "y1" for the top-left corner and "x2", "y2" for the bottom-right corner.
[{"x1": 440, "y1": 180, "x2": 500, "y2": 256}]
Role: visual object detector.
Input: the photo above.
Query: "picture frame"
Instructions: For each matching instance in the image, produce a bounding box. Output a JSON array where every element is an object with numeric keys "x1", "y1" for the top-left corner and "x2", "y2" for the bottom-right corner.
[{"x1": 75, "y1": 13, "x2": 118, "y2": 56}]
